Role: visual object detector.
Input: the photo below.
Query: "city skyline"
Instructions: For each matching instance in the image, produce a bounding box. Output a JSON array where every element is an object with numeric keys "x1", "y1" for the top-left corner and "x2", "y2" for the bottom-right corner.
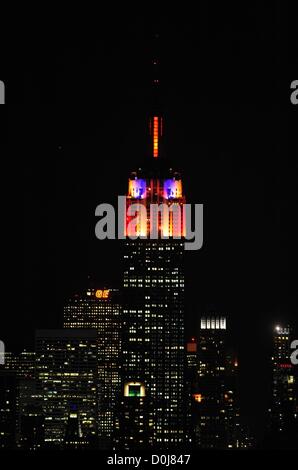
[
  {"x1": 1, "y1": 103, "x2": 297, "y2": 447},
  {"x1": 1, "y1": 305, "x2": 297, "y2": 449},
  {"x1": 1, "y1": 6, "x2": 297, "y2": 452}
]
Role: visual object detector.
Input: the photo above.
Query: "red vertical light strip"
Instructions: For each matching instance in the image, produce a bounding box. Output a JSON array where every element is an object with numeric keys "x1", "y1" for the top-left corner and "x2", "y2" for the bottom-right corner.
[{"x1": 153, "y1": 116, "x2": 159, "y2": 158}]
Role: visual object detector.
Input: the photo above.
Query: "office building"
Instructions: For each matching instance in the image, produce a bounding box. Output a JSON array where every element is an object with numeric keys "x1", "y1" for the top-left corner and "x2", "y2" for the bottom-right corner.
[
  {"x1": 63, "y1": 287, "x2": 121, "y2": 448},
  {"x1": 187, "y1": 316, "x2": 240, "y2": 449},
  {"x1": 35, "y1": 329, "x2": 98, "y2": 448},
  {"x1": 268, "y1": 325, "x2": 298, "y2": 447}
]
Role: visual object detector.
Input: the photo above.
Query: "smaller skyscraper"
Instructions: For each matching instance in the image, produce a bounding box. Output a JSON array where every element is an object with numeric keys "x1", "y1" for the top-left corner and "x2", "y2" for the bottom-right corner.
[
  {"x1": 35, "y1": 329, "x2": 98, "y2": 449},
  {"x1": 185, "y1": 336, "x2": 198, "y2": 446},
  {"x1": 268, "y1": 325, "x2": 298, "y2": 447},
  {"x1": 0, "y1": 370, "x2": 16, "y2": 449},
  {"x1": 2, "y1": 351, "x2": 43, "y2": 450},
  {"x1": 63, "y1": 287, "x2": 121, "y2": 448},
  {"x1": 187, "y1": 316, "x2": 241, "y2": 449}
]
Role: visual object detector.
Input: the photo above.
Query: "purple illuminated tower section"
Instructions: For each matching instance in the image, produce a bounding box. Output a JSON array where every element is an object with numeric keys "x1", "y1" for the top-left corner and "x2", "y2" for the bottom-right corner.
[{"x1": 125, "y1": 127, "x2": 186, "y2": 239}]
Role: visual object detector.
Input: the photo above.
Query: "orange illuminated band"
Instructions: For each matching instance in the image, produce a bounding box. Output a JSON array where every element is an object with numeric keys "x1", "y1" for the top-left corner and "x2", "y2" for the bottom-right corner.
[
  {"x1": 95, "y1": 289, "x2": 110, "y2": 299},
  {"x1": 153, "y1": 116, "x2": 159, "y2": 158}
]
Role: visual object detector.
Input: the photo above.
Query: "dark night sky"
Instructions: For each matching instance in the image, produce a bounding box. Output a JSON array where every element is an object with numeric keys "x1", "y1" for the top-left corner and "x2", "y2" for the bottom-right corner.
[{"x1": 1, "y1": 4, "x2": 297, "y2": 440}]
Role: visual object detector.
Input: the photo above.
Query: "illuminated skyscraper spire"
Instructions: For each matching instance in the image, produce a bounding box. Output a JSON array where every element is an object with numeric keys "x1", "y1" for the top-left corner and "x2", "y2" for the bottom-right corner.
[
  {"x1": 149, "y1": 114, "x2": 163, "y2": 159},
  {"x1": 149, "y1": 33, "x2": 163, "y2": 159}
]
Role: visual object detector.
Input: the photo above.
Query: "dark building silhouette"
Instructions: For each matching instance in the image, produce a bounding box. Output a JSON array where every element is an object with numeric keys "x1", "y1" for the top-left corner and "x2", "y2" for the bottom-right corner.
[
  {"x1": 187, "y1": 316, "x2": 242, "y2": 449},
  {"x1": 266, "y1": 325, "x2": 298, "y2": 448},
  {"x1": 2, "y1": 351, "x2": 43, "y2": 450},
  {"x1": 0, "y1": 371, "x2": 17, "y2": 449},
  {"x1": 64, "y1": 405, "x2": 91, "y2": 449}
]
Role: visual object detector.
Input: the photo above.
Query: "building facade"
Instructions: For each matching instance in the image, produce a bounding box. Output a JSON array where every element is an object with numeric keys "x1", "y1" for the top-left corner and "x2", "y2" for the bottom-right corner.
[
  {"x1": 0, "y1": 370, "x2": 16, "y2": 449},
  {"x1": 268, "y1": 325, "x2": 298, "y2": 447},
  {"x1": 187, "y1": 316, "x2": 241, "y2": 449},
  {"x1": 2, "y1": 351, "x2": 43, "y2": 450},
  {"x1": 114, "y1": 381, "x2": 152, "y2": 449},
  {"x1": 63, "y1": 287, "x2": 121, "y2": 448},
  {"x1": 35, "y1": 329, "x2": 98, "y2": 448}
]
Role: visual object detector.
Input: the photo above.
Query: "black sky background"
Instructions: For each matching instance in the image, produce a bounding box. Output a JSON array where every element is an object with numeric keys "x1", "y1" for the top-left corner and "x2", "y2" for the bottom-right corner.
[{"x1": 1, "y1": 3, "x2": 297, "y2": 441}]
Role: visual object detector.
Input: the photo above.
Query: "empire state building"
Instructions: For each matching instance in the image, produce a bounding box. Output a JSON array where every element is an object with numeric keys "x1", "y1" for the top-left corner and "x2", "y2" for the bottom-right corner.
[{"x1": 118, "y1": 108, "x2": 187, "y2": 448}]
